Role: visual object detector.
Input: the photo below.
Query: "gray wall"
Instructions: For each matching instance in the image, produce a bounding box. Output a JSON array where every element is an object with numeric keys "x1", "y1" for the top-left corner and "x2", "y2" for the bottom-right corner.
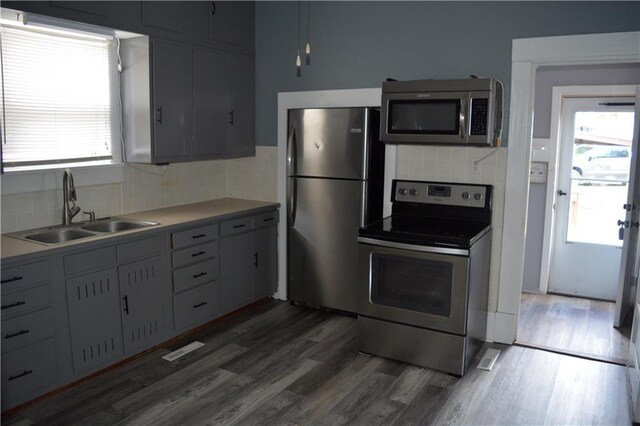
[
  {"x1": 255, "y1": 1, "x2": 640, "y2": 147},
  {"x1": 522, "y1": 64, "x2": 640, "y2": 292}
]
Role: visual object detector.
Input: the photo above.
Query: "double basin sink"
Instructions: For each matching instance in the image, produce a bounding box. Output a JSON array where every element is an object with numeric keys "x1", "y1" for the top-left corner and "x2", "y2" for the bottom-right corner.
[{"x1": 8, "y1": 218, "x2": 159, "y2": 245}]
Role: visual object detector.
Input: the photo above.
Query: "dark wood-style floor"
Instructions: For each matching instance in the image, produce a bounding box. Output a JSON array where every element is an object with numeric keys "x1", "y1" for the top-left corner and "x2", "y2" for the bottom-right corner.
[
  {"x1": 518, "y1": 292, "x2": 631, "y2": 364},
  {"x1": 3, "y1": 299, "x2": 632, "y2": 425}
]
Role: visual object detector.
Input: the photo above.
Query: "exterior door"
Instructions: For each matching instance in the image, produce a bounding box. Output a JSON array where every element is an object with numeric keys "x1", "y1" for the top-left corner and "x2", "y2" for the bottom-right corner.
[
  {"x1": 549, "y1": 96, "x2": 635, "y2": 300},
  {"x1": 616, "y1": 87, "x2": 640, "y2": 326}
]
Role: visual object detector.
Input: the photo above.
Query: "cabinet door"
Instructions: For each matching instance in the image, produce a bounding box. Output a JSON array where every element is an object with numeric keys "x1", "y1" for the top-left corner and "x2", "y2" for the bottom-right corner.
[
  {"x1": 151, "y1": 39, "x2": 192, "y2": 161},
  {"x1": 118, "y1": 256, "x2": 165, "y2": 354},
  {"x1": 220, "y1": 231, "x2": 254, "y2": 311},
  {"x1": 227, "y1": 53, "x2": 255, "y2": 157},
  {"x1": 66, "y1": 268, "x2": 123, "y2": 373},
  {"x1": 254, "y1": 225, "x2": 278, "y2": 297},
  {"x1": 208, "y1": 1, "x2": 255, "y2": 54},
  {"x1": 193, "y1": 47, "x2": 228, "y2": 157},
  {"x1": 142, "y1": 1, "x2": 189, "y2": 34}
]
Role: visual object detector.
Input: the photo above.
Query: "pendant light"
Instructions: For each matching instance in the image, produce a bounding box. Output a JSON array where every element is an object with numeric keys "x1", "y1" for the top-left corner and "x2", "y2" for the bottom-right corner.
[
  {"x1": 296, "y1": 1, "x2": 302, "y2": 69},
  {"x1": 305, "y1": 2, "x2": 311, "y2": 59}
]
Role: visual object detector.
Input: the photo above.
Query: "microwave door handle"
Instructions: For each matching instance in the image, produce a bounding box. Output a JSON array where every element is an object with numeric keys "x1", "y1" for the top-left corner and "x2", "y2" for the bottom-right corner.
[{"x1": 459, "y1": 100, "x2": 466, "y2": 139}]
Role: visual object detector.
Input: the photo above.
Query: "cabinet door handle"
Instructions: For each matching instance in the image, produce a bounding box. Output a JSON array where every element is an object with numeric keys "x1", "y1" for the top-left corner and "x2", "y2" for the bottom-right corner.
[
  {"x1": 254, "y1": 253, "x2": 259, "y2": 268},
  {"x1": 5, "y1": 329, "x2": 30, "y2": 339},
  {"x1": 122, "y1": 295, "x2": 130, "y2": 315},
  {"x1": 193, "y1": 272, "x2": 208, "y2": 279},
  {"x1": 264, "y1": 217, "x2": 274, "y2": 222},
  {"x1": 1, "y1": 300, "x2": 26, "y2": 310},
  {"x1": 191, "y1": 251, "x2": 206, "y2": 258},
  {"x1": 210, "y1": 1, "x2": 216, "y2": 15},
  {"x1": 229, "y1": 110, "x2": 234, "y2": 126},
  {"x1": 8, "y1": 370, "x2": 33, "y2": 381},
  {"x1": 233, "y1": 224, "x2": 245, "y2": 229},
  {"x1": 192, "y1": 234, "x2": 207, "y2": 239},
  {"x1": 1, "y1": 276, "x2": 23, "y2": 284},
  {"x1": 193, "y1": 301, "x2": 208, "y2": 309},
  {"x1": 155, "y1": 107, "x2": 163, "y2": 124}
]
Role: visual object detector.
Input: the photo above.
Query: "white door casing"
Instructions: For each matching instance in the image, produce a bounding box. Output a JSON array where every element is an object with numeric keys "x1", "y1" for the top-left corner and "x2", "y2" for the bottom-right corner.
[{"x1": 499, "y1": 31, "x2": 640, "y2": 344}]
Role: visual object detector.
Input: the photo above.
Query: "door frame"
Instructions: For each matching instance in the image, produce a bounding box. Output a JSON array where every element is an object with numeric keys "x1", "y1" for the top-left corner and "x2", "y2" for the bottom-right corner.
[
  {"x1": 540, "y1": 86, "x2": 638, "y2": 294},
  {"x1": 498, "y1": 31, "x2": 640, "y2": 344}
]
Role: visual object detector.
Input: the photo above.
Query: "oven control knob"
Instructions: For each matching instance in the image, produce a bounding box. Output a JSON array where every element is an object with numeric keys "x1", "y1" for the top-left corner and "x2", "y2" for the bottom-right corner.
[
  {"x1": 462, "y1": 192, "x2": 470, "y2": 200},
  {"x1": 398, "y1": 188, "x2": 407, "y2": 195},
  {"x1": 409, "y1": 189, "x2": 418, "y2": 196},
  {"x1": 474, "y1": 193, "x2": 483, "y2": 201}
]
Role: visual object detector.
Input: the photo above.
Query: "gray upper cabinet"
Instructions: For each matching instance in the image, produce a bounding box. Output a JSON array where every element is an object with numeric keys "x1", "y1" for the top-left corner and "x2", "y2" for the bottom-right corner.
[
  {"x1": 208, "y1": 1, "x2": 255, "y2": 55},
  {"x1": 227, "y1": 53, "x2": 256, "y2": 157},
  {"x1": 151, "y1": 38, "x2": 193, "y2": 162},
  {"x1": 141, "y1": 1, "x2": 189, "y2": 34},
  {"x1": 193, "y1": 47, "x2": 228, "y2": 158}
]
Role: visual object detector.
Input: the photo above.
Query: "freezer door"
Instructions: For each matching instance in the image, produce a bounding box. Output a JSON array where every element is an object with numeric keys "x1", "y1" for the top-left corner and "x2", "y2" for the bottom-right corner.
[
  {"x1": 288, "y1": 177, "x2": 366, "y2": 313},
  {"x1": 288, "y1": 108, "x2": 369, "y2": 180}
]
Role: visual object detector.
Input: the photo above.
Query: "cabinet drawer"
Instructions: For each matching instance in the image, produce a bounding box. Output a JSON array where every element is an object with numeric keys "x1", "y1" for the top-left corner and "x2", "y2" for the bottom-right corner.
[
  {"x1": 2, "y1": 338, "x2": 57, "y2": 407},
  {"x1": 173, "y1": 281, "x2": 220, "y2": 330},
  {"x1": 2, "y1": 308, "x2": 55, "y2": 354},
  {"x1": 1, "y1": 284, "x2": 51, "y2": 320},
  {"x1": 221, "y1": 216, "x2": 251, "y2": 237},
  {"x1": 173, "y1": 258, "x2": 220, "y2": 294},
  {"x1": 1, "y1": 260, "x2": 49, "y2": 294},
  {"x1": 252, "y1": 210, "x2": 279, "y2": 230},
  {"x1": 172, "y1": 223, "x2": 219, "y2": 250},
  {"x1": 64, "y1": 247, "x2": 117, "y2": 276},
  {"x1": 172, "y1": 241, "x2": 219, "y2": 269},
  {"x1": 118, "y1": 235, "x2": 165, "y2": 264}
]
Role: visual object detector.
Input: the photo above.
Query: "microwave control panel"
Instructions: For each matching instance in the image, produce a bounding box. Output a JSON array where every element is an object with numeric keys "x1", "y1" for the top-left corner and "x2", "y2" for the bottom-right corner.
[{"x1": 470, "y1": 98, "x2": 488, "y2": 135}]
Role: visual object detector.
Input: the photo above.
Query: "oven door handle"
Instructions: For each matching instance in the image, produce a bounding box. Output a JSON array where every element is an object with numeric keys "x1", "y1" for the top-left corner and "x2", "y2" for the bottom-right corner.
[{"x1": 357, "y1": 236, "x2": 469, "y2": 256}]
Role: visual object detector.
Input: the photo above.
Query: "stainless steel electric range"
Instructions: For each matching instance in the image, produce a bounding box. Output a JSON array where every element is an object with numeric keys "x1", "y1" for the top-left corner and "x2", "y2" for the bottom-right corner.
[{"x1": 357, "y1": 179, "x2": 493, "y2": 376}]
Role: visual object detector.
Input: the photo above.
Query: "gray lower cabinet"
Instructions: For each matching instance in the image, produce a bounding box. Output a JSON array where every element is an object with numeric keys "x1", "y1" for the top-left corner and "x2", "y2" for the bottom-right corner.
[
  {"x1": 253, "y1": 225, "x2": 278, "y2": 297},
  {"x1": 66, "y1": 268, "x2": 124, "y2": 373},
  {"x1": 119, "y1": 256, "x2": 165, "y2": 354},
  {"x1": 1, "y1": 258, "x2": 58, "y2": 410},
  {"x1": 221, "y1": 230, "x2": 255, "y2": 311}
]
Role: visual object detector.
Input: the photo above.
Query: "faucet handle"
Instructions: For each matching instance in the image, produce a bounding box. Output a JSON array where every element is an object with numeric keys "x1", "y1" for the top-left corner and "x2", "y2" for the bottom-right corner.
[{"x1": 83, "y1": 211, "x2": 96, "y2": 223}]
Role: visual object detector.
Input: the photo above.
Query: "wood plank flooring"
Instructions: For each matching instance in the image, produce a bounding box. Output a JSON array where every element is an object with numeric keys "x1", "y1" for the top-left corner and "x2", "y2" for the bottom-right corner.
[
  {"x1": 3, "y1": 299, "x2": 633, "y2": 425},
  {"x1": 518, "y1": 292, "x2": 631, "y2": 364}
]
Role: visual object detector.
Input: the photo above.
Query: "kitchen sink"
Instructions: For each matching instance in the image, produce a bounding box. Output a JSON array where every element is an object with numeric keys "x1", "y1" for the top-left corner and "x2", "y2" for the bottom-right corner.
[
  {"x1": 6, "y1": 217, "x2": 159, "y2": 246},
  {"x1": 24, "y1": 229, "x2": 97, "y2": 244},
  {"x1": 81, "y1": 218, "x2": 157, "y2": 233}
]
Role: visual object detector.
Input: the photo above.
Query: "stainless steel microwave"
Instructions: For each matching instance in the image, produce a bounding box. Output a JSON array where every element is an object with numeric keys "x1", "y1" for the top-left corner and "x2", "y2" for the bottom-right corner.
[{"x1": 380, "y1": 78, "x2": 503, "y2": 146}]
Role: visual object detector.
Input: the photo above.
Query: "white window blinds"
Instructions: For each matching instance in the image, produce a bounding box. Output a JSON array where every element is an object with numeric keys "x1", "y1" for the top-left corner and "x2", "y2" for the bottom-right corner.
[{"x1": 1, "y1": 25, "x2": 113, "y2": 169}]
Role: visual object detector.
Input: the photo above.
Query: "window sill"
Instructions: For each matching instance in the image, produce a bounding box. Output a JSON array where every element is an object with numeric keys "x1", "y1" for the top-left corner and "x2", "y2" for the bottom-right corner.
[{"x1": 1, "y1": 163, "x2": 124, "y2": 195}]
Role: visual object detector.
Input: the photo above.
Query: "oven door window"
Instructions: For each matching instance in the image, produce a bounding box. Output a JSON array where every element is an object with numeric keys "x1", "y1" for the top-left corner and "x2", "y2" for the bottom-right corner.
[
  {"x1": 388, "y1": 99, "x2": 460, "y2": 135},
  {"x1": 370, "y1": 252, "x2": 453, "y2": 317}
]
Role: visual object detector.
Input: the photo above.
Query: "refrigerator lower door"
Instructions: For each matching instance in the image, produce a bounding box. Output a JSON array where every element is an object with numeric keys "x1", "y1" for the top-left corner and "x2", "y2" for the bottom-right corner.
[{"x1": 288, "y1": 177, "x2": 366, "y2": 313}]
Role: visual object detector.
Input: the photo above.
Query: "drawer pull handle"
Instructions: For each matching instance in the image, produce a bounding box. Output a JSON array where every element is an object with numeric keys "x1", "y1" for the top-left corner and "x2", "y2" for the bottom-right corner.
[
  {"x1": 193, "y1": 302, "x2": 208, "y2": 309},
  {"x1": 233, "y1": 224, "x2": 246, "y2": 229},
  {"x1": 264, "y1": 218, "x2": 275, "y2": 222},
  {"x1": 8, "y1": 370, "x2": 33, "y2": 381},
  {"x1": 1, "y1": 276, "x2": 24, "y2": 284},
  {"x1": 1, "y1": 301, "x2": 27, "y2": 310},
  {"x1": 192, "y1": 234, "x2": 207, "y2": 239},
  {"x1": 191, "y1": 251, "x2": 206, "y2": 258},
  {"x1": 5, "y1": 329, "x2": 30, "y2": 339},
  {"x1": 193, "y1": 272, "x2": 208, "y2": 279}
]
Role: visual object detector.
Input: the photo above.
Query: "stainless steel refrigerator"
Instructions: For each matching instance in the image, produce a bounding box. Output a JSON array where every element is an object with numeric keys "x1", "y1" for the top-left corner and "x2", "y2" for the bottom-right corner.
[{"x1": 287, "y1": 107, "x2": 385, "y2": 313}]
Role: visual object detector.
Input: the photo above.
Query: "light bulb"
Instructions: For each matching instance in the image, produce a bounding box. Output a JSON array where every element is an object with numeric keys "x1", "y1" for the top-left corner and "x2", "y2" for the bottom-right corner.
[
  {"x1": 296, "y1": 51, "x2": 301, "y2": 67},
  {"x1": 305, "y1": 42, "x2": 311, "y2": 55}
]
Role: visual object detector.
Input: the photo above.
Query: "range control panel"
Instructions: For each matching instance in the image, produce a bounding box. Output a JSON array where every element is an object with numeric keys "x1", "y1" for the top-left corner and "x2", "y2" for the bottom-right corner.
[{"x1": 393, "y1": 180, "x2": 489, "y2": 208}]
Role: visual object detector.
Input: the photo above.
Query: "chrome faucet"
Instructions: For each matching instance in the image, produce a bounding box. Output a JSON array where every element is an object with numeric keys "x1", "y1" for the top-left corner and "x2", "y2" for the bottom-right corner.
[{"x1": 62, "y1": 169, "x2": 81, "y2": 225}]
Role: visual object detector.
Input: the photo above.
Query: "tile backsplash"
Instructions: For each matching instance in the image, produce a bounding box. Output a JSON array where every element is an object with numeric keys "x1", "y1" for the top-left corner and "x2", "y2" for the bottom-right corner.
[
  {"x1": 395, "y1": 145, "x2": 507, "y2": 313},
  {"x1": 1, "y1": 147, "x2": 277, "y2": 234}
]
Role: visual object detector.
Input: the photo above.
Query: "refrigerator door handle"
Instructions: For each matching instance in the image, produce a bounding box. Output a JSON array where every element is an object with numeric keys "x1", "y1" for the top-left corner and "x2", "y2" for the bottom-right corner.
[
  {"x1": 287, "y1": 127, "x2": 297, "y2": 177},
  {"x1": 287, "y1": 178, "x2": 297, "y2": 226}
]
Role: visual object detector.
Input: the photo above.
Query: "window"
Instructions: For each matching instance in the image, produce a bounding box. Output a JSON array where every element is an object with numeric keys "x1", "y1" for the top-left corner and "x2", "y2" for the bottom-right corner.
[{"x1": 0, "y1": 12, "x2": 118, "y2": 172}]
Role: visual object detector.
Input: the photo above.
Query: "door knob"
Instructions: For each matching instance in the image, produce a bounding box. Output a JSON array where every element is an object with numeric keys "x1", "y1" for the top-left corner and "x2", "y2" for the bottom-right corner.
[
  {"x1": 558, "y1": 190, "x2": 567, "y2": 196},
  {"x1": 618, "y1": 220, "x2": 629, "y2": 227}
]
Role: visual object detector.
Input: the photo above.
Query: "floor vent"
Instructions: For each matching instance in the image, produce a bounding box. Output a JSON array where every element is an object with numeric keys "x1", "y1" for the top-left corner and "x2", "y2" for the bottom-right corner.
[
  {"x1": 477, "y1": 348, "x2": 501, "y2": 371},
  {"x1": 162, "y1": 341, "x2": 204, "y2": 362}
]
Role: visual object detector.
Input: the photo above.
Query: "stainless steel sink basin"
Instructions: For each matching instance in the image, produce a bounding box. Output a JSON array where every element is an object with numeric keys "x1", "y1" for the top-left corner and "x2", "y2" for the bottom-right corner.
[
  {"x1": 6, "y1": 217, "x2": 159, "y2": 245},
  {"x1": 24, "y1": 229, "x2": 97, "y2": 244},
  {"x1": 81, "y1": 219, "x2": 157, "y2": 233}
]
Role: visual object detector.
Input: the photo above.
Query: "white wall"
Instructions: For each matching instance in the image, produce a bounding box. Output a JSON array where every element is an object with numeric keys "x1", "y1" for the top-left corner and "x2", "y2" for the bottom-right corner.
[{"x1": 0, "y1": 147, "x2": 278, "y2": 233}]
